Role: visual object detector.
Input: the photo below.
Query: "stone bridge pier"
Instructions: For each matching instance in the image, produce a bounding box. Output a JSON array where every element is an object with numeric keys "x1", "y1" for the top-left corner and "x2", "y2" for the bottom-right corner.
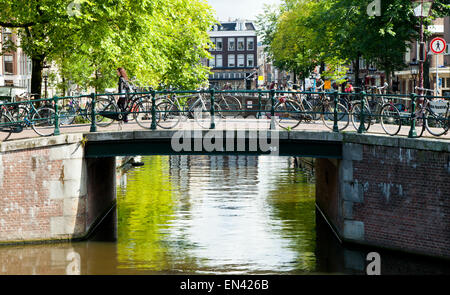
[
  {"x1": 0, "y1": 135, "x2": 116, "y2": 244},
  {"x1": 315, "y1": 137, "x2": 450, "y2": 259}
]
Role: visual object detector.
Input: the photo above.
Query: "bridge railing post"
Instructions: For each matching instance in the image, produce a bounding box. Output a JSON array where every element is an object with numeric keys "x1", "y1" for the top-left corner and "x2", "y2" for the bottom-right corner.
[
  {"x1": 53, "y1": 96, "x2": 60, "y2": 136},
  {"x1": 333, "y1": 91, "x2": 339, "y2": 133},
  {"x1": 210, "y1": 88, "x2": 216, "y2": 129},
  {"x1": 257, "y1": 88, "x2": 262, "y2": 119},
  {"x1": 151, "y1": 90, "x2": 157, "y2": 130},
  {"x1": 89, "y1": 93, "x2": 97, "y2": 133},
  {"x1": 270, "y1": 89, "x2": 275, "y2": 130},
  {"x1": 358, "y1": 91, "x2": 367, "y2": 134},
  {"x1": 408, "y1": 93, "x2": 417, "y2": 138}
]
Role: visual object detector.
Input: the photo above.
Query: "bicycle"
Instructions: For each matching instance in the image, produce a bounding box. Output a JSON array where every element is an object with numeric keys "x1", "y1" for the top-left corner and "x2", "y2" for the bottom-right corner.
[
  {"x1": 94, "y1": 87, "x2": 152, "y2": 128},
  {"x1": 410, "y1": 87, "x2": 450, "y2": 137},
  {"x1": 59, "y1": 96, "x2": 92, "y2": 125},
  {"x1": 155, "y1": 91, "x2": 222, "y2": 129},
  {"x1": 272, "y1": 92, "x2": 312, "y2": 129},
  {"x1": 307, "y1": 88, "x2": 350, "y2": 131},
  {"x1": 0, "y1": 97, "x2": 57, "y2": 140},
  {"x1": 350, "y1": 83, "x2": 403, "y2": 135}
]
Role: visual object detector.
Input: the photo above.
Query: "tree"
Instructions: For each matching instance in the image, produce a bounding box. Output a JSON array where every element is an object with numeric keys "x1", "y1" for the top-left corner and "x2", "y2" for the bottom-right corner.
[
  {"x1": 257, "y1": 0, "x2": 450, "y2": 90},
  {"x1": 0, "y1": 0, "x2": 216, "y2": 97}
]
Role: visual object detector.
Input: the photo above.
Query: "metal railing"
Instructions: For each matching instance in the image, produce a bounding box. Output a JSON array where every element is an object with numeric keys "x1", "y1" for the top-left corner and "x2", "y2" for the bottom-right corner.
[{"x1": 1, "y1": 89, "x2": 449, "y2": 141}]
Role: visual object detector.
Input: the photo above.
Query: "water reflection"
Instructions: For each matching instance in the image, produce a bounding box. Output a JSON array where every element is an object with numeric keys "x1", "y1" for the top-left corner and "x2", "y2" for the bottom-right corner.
[
  {"x1": 116, "y1": 155, "x2": 316, "y2": 274},
  {"x1": 0, "y1": 155, "x2": 450, "y2": 275}
]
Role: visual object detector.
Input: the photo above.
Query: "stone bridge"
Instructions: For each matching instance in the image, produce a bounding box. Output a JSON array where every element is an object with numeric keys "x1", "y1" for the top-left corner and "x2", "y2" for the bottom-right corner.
[{"x1": 0, "y1": 125, "x2": 449, "y2": 260}]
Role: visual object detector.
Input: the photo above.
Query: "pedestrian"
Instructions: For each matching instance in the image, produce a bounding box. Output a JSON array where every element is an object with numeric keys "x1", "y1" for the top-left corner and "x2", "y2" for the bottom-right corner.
[{"x1": 117, "y1": 67, "x2": 131, "y2": 123}]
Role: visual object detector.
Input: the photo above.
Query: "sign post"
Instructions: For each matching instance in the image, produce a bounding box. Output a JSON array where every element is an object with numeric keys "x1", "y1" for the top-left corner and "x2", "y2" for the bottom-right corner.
[{"x1": 430, "y1": 37, "x2": 446, "y2": 96}]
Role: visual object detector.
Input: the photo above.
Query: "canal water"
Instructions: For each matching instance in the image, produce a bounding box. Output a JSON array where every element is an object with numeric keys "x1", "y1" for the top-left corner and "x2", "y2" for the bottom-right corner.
[{"x1": 0, "y1": 155, "x2": 449, "y2": 275}]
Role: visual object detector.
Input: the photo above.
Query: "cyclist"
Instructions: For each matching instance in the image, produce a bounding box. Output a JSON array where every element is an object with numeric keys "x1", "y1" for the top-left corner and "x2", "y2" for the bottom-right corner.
[{"x1": 117, "y1": 67, "x2": 131, "y2": 122}]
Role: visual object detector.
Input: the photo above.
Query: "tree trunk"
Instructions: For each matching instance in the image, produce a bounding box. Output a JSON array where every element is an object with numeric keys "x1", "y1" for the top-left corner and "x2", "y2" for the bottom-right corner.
[{"x1": 31, "y1": 56, "x2": 44, "y2": 99}]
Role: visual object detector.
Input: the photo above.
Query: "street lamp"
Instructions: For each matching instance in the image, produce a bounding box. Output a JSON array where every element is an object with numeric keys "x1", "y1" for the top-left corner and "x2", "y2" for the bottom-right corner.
[
  {"x1": 413, "y1": 0, "x2": 434, "y2": 95},
  {"x1": 42, "y1": 63, "x2": 50, "y2": 99},
  {"x1": 410, "y1": 59, "x2": 419, "y2": 92}
]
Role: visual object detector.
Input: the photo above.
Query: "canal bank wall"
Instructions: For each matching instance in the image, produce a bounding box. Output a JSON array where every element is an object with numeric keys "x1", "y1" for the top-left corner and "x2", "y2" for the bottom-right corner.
[
  {"x1": 316, "y1": 135, "x2": 450, "y2": 260},
  {"x1": 0, "y1": 135, "x2": 116, "y2": 245}
]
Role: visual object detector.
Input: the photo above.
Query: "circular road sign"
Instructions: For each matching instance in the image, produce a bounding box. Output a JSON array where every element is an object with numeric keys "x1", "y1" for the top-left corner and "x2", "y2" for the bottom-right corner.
[{"x1": 430, "y1": 37, "x2": 446, "y2": 54}]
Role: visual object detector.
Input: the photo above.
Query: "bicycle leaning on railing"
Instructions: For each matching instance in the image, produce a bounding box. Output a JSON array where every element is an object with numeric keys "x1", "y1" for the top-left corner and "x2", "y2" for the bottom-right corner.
[
  {"x1": 409, "y1": 87, "x2": 450, "y2": 137},
  {"x1": 0, "y1": 97, "x2": 57, "y2": 141}
]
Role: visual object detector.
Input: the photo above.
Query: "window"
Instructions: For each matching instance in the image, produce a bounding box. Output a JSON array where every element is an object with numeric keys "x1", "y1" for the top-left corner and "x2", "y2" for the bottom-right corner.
[
  {"x1": 2, "y1": 28, "x2": 12, "y2": 49},
  {"x1": 228, "y1": 38, "x2": 235, "y2": 51},
  {"x1": 228, "y1": 54, "x2": 235, "y2": 67},
  {"x1": 237, "y1": 38, "x2": 245, "y2": 51},
  {"x1": 209, "y1": 55, "x2": 215, "y2": 68},
  {"x1": 247, "y1": 38, "x2": 254, "y2": 50},
  {"x1": 405, "y1": 44, "x2": 411, "y2": 62},
  {"x1": 247, "y1": 54, "x2": 254, "y2": 67},
  {"x1": 211, "y1": 38, "x2": 216, "y2": 51},
  {"x1": 237, "y1": 54, "x2": 245, "y2": 67},
  {"x1": 4, "y1": 55, "x2": 13, "y2": 74},
  {"x1": 216, "y1": 38, "x2": 223, "y2": 51},
  {"x1": 216, "y1": 55, "x2": 223, "y2": 67}
]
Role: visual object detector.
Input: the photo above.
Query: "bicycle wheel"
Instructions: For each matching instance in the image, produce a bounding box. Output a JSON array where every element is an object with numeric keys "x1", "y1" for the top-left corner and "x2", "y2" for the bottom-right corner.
[
  {"x1": 132, "y1": 100, "x2": 152, "y2": 129},
  {"x1": 380, "y1": 104, "x2": 402, "y2": 136},
  {"x1": 155, "y1": 100, "x2": 182, "y2": 129},
  {"x1": 59, "y1": 104, "x2": 77, "y2": 125},
  {"x1": 31, "y1": 107, "x2": 56, "y2": 136},
  {"x1": 0, "y1": 114, "x2": 13, "y2": 142},
  {"x1": 218, "y1": 95, "x2": 242, "y2": 118},
  {"x1": 10, "y1": 106, "x2": 29, "y2": 123},
  {"x1": 425, "y1": 109, "x2": 449, "y2": 137},
  {"x1": 192, "y1": 100, "x2": 221, "y2": 129},
  {"x1": 93, "y1": 98, "x2": 118, "y2": 127},
  {"x1": 274, "y1": 100, "x2": 302, "y2": 129},
  {"x1": 301, "y1": 99, "x2": 314, "y2": 123},
  {"x1": 351, "y1": 102, "x2": 372, "y2": 131},
  {"x1": 322, "y1": 103, "x2": 350, "y2": 131}
]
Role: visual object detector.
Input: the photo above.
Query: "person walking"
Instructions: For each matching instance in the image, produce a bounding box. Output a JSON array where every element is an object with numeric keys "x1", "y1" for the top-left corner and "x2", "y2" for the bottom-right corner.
[{"x1": 117, "y1": 67, "x2": 131, "y2": 123}]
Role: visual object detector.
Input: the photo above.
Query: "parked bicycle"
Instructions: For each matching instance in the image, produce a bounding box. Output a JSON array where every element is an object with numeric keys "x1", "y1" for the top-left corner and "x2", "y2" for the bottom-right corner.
[
  {"x1": 0, "y1": 98, "x2": 57, "y2": 141},
  {"x1": 155, "y1": 90, "x2": 222, "y2": 129},
  {"x1": 410, "y1": 87, "x2": 450, "y2": 137},
  {"x1": 350, "y1": 83, "x2": 404, "y2": 135}
]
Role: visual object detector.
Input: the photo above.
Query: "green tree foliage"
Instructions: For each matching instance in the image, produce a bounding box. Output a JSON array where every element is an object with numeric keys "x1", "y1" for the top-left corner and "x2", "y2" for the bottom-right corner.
[
  {"x1": 0, "y1": 0, "x2": 216, "y2": 96},
  {"x1": 257, "y1": 0, "x2": 450, "y2": 88}
]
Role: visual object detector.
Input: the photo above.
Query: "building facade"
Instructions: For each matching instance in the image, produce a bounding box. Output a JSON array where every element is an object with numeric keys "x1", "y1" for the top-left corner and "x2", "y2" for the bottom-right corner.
[
  {"x1": 395, "y1": 17, "x2": 450, "y2": 95},
  {"x1": 206, "y1": 20, "x2": 258, "y2": 90},
  {"x1": 0, "y1": 27, "x2": 32, "y2": 90}
]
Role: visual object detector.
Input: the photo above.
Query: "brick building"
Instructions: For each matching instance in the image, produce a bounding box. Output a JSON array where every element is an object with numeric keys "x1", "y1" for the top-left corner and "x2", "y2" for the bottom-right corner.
[
  {"x1": 205, "y1": 19, "x2": 258, "y2": 90},
  {"x1": 394, "y1": 16, "x2": 450, "y2": 95},
  {"x1": 0, "y1": 27, "x2": 32, "y2": 90}
]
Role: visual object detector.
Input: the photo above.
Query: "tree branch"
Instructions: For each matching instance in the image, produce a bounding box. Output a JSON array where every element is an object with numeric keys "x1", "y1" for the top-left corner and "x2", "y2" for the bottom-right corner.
[{"x1": 0, "y1": 21, "x2": 36, "y2": 28}]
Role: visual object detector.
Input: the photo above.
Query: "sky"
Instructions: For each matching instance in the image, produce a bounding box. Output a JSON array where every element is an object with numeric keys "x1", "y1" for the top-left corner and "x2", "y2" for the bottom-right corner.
[{"x1": 206, "y1": 0, "x2": 282, "y2": 22}]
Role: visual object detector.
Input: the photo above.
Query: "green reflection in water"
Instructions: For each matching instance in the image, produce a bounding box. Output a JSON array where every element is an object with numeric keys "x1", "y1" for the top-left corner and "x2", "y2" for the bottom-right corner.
[
  {"x1": 116, "y1": 156, "x2": 189, "y2": 271},
  {"x1": 266, "y1": 163, "x2": 316, "y2": 272},
  {"x1": 116, "y1": 155, "x2": 317, "y2": 274}
]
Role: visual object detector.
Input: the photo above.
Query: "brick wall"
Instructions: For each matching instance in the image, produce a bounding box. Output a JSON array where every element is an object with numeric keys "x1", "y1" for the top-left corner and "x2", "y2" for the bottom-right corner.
[
  {"x1": 351, "y1": 145, "x2": 450, "y2": 258},
  {"x1": 317, "y1": 141, "x2": 450, "y2": 259},
  {"x1": 0, "y1": 135, "x2": 116, "y2": 244}
]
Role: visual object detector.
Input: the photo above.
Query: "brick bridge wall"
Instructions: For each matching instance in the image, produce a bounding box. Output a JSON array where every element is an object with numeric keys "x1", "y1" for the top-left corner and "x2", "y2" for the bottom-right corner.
[
  {"x1": 0, "y1": 135, "x2": 116, "y2": 244},
  {"x1": 316, "y1": 139, "x2": 450, "y2": 259}
]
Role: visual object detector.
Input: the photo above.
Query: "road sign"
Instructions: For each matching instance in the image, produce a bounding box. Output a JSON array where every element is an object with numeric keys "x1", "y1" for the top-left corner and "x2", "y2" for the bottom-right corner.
[{"x1": 430, "y1": 37, "x2": 446, "y2": 55}]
